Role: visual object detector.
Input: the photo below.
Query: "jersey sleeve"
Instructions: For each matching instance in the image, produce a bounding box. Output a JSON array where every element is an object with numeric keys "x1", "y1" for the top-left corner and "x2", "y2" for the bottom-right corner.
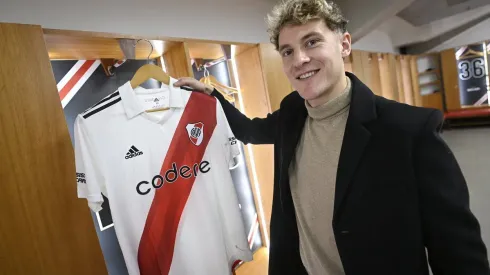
[
  {"x1": 74, "y1": 115, "x2": 105, "y2": 212},
  {"x1": 215, "y1": 162, "x2": 254, "y2": 269},
  {"x1": 214, "y1": 100, "x2": 253, "y2": 267},
  {"x1": 216, "y1": 100, "x2": 241, "y2": 168}
]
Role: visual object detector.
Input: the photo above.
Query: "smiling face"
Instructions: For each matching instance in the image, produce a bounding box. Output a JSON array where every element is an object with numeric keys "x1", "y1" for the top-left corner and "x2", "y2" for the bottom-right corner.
[{"x1": 278, "y1": 19, "x2": 351, "y2": 107}]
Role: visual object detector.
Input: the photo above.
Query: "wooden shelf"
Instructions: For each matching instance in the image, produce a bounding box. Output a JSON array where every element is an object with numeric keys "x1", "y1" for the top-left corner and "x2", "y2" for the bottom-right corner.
[
  {"x1": 419, "y1": 80, "x2": 441, "y2": 88},
  {"x1": 44, "y1": 34, "x2": 177, "y2": 60},
  {"x1": 418, "y1": 69, "x2": 440, "y2": 76}
]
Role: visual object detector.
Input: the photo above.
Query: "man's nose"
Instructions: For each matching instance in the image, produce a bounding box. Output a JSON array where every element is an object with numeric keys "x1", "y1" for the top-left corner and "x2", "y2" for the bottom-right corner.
[{"x1": 293, "y1": 50, "x2": 310, "y2": 68}]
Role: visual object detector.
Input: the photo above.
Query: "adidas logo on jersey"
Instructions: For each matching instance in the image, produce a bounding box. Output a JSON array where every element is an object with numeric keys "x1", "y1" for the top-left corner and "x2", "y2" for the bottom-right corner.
[{"x1": 125, "y1": 146, "x2": 144, "y2": 159}]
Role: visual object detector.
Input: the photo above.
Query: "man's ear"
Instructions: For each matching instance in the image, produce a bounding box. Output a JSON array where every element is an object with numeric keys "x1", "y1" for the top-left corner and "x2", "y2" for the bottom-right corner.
[{"x1": 340, "y1": 32, "x2": 352, "y2": 58}]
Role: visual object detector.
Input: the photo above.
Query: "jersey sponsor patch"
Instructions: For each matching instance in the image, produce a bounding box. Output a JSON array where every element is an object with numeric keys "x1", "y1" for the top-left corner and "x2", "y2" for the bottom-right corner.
[
  {"x1": 186, "y1": 122, "x2": 204, "y2": 146},
  {"x1": 76, "y1": 172, "x2": 86, "y2": 184}
]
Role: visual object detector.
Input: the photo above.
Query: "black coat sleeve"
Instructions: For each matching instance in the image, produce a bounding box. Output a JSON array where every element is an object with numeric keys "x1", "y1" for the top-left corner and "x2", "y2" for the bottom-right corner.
[
  {"x1": 211, "y1": 89, "x2": 278, "y2": 145},
  {"x1": 414, "y1": 110, "x2": 490, "y2": 274}
]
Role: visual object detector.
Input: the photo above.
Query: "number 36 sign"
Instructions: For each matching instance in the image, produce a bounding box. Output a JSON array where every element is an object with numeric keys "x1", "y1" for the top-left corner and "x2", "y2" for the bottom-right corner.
[{"x1": 456, "y1": 43, "x2": 489, "y2": 107}]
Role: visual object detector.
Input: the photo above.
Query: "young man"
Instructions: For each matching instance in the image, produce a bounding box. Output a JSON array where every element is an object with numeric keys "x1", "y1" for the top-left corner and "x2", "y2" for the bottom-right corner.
[{"x1": 174, "y1": 0, "x2": 489, "y2": 274}]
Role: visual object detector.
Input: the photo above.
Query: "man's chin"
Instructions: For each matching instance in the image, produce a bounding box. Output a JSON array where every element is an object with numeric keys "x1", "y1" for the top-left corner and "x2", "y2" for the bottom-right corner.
[{"x1": 297, "y1": 90, "x2": 320, "y2": 101}]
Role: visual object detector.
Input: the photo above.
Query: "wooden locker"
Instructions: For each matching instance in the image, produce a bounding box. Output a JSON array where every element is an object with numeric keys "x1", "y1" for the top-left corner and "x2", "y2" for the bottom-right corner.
[
  {"x1": 235, "y1": 46, "x2": 274, "y2": 244},
  {"x1": 351, "y1": 50, "x2": 366, "y2": 83},
  {"x1": 395, "y1": 56, "x2": 405, "y2": 103},
  {"x1": 344, "y1": 54, "x2": 354, "y2": 73},
  {"x1": 164, "y1": 42, "x2": 193, "y2": 78},
  {"x1": 361, "y1": 51, "x2": 382, "y2": 95},
  {"x1": 400, "y1": 55, "x2": 415, "y2": 106},
  {"x1": 440, "y1": 48, "x2": 461, "y2": 111},
  {"x1": 0, "y1": 23, "x2": 106, "y2": 275},
  {"x1": 258, "y1": 43, "x2": 292, "y2": 112},
  {"x1": 378, "y1": 53, "x2": 397, "y2": 100},
  {"x1": 410, "y1": 56, "x2": 423, "y2": 107}
]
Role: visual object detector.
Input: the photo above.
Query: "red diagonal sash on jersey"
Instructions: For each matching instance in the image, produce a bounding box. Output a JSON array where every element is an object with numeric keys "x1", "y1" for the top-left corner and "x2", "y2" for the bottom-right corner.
[{"x1": 138, "y1": 93, "x2": 217, "y2": 275}]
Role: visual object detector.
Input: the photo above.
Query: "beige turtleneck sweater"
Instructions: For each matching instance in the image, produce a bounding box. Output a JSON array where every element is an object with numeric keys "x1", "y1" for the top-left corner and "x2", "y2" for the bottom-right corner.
[{"x1": 289, "y1": 76, "x2": 352, "y2": 275}]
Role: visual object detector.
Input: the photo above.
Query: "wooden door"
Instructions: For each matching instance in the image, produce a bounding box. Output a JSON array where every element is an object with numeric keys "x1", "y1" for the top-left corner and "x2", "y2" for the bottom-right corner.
[
  {"x1": 378, "y1": 53, "x2": 398, "y2": 100},
  {"x1": 400, "y1": 55, "x2": 415, "y2": 105},
  {"x1": 0, "y1": 23, "x2": 107, "y2": 275},
  {"x1": 235, "y1": 46, "x2": 274, "y2": 245},
  {"x1": 344, "y1": 54, "x2": 354, "y2": 73},
  {"x1": 351, "y1": 50, "x2": 366, "y2": 84},
  {"x1": 440, "y1": 48, "x2": 461, "y2": 111},
  {"x1": 410, "y1": 56, "x2": 423, "y2": 107},
  {"x1": 362, "y1": 51, "x2": 382, "y2": 95},
  {"x1": 258, "y1": 43, "x2": 292, "y2": 112}
]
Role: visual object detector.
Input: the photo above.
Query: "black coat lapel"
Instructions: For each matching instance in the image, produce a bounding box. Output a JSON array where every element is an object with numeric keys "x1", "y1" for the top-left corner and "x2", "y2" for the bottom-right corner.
[{"x1": 333, "y1": 72, "x2": 377, "y2": 222}]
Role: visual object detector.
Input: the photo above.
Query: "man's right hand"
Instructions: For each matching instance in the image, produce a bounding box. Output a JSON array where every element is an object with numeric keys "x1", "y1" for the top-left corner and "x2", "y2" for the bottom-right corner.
[{"x1": 173, "y1": 77, "x2": 214, "y2": 95}]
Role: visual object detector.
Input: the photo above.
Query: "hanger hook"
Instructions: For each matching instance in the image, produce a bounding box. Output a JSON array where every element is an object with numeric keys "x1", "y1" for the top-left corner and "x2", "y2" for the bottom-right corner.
[
  {"x1": 134, "y1": 39, "x2": 153, "y2": 64},
  {"x1": 204, "y1": 66, "x2": 210, "y2": 78}
]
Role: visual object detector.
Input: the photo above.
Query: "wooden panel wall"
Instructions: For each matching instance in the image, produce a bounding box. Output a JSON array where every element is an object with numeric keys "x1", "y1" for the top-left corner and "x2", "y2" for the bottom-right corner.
[
  {"x1": 44, "y1": 34, "x2": 175, "y2": 60},
  {"x1": 360, "y1": 51, "x2": 382, "y2": 95},
  {"x1": 258, "y1": 43, "x2": 293, "y2": 112},
  {"x1": 344, "y1": 54, "x2": 353, "y2": 73},
  {"x1": 234, "y1": 46, "x2": 274, "y2": 241},
  {"x1": 395, "y1": 56, "x2": 405, "y2": 103},
  {"x1": 0, "y1": 23, "x2": 106, "y2": 275},
  {"x1": 422, "y1": 93, "x2": 444, "y2": 111},
  {"x1": 388, "y1": 54, "x2": 400, "y2": 101},
  {"x1": 164, "y1": 42, "x2": 193, "y2": 78},
  {"x1": 410, "y1": 56, "x2": 423, "y2": 107},
  {"x1": 378, "y1": 53, "x2": 398, "y2": 100},
  {"x1": 351, "y1": 50, "x2": 366, "y2": 83},
  {"x1": 400, "y1": 55, "x2": 415, "y2": 105},
  {"x1": 441, "y1": 48, "x2": 461, "y2": 111}
]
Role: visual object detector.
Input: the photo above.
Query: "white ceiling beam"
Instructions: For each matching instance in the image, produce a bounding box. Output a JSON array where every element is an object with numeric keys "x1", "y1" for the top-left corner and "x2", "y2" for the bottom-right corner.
[{"x1": 337, "y1": 0, "x2": 416, "y2": 43}]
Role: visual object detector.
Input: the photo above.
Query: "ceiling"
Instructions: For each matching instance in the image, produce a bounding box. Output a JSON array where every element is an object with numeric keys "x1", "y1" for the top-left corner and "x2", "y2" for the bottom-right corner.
[{"x1": 397, "y1": 0, "x2": 490, "y2": 26}]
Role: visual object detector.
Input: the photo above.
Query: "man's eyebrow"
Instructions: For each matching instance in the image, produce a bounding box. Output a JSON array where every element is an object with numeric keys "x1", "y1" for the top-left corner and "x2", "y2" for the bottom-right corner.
[
  {"x1": 278, "y1": 43, "x2": 290, "y2": 53},
  {"x1": 301, "y1": 31, "x2": 322, "y2": 41},
  {"x1": 278, "y1": 31, "x2": 323, "y2": 52}
]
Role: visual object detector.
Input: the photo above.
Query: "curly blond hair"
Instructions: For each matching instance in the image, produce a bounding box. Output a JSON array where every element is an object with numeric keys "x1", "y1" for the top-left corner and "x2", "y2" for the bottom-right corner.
[{"x1": 267, "y1": 0, "x2": 348, "y2": 50}]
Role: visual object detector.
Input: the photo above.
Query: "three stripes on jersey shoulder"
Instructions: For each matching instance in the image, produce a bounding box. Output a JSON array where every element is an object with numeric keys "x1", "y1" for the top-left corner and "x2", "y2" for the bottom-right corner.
[{"x1": 82, "y1": 91, "x2": 121, "y2": 119}]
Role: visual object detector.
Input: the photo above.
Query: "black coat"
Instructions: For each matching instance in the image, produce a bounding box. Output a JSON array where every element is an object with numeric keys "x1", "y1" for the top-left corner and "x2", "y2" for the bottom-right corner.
[{"x1": 212, "y1": 72, "x2": 489, "y2": 275}]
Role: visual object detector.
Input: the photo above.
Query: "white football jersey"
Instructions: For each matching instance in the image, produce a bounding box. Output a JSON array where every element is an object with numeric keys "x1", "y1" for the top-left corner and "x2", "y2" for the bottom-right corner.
[{"x1": 74, "y1": 78, "x2": 252, "y2": 275}]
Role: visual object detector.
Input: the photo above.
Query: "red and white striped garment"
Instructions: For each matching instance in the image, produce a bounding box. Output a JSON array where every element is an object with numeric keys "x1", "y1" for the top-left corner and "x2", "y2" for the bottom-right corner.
[{"x1": 74, "y1": 78, "x2": 252, "y2": 275}]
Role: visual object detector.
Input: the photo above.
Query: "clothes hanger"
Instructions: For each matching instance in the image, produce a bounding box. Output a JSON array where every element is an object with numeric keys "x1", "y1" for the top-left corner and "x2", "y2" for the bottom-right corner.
[
  {"x1": 458, "y1": 48, "x2": 485, "y2": 60},
  {"x1": 129, "y1": 39, "x2": 171, "y2": 113},
  {"x1": 199, "y1": 67, "x2": 236, "y2": 102},
  {"x1": 202, "y1": 67, "x2": 239, "y2": 93},
  {"x1": 130, "y1": 39, "x2": 170, "y2": 88}
]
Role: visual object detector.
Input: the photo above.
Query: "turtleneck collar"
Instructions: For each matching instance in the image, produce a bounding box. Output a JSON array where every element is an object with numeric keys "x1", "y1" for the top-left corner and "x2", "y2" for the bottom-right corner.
[{"x1": 305, "y1": 76, "x2": 352, "y2": 120}]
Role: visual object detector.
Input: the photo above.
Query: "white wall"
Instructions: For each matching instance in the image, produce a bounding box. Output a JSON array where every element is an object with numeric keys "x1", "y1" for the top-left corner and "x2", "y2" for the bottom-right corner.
[
  {"x1": 442, "y1": 128, "x2": 490, "y2": 265},
  {"x1": 338, "y1": 0, "x2": 415, "y2": 42},
  {"x1": 372, "y1": 4, "x2": 490, "y2": 51},
  {"x1": 429, "y1": 17, "x2": 490, "y2": 52},
  {"x1": 352, "y1": 30, "x2": 399, "y2": 53},
  {"x1": 0, "y1": 0, "x2": 277, "y2": 43}
]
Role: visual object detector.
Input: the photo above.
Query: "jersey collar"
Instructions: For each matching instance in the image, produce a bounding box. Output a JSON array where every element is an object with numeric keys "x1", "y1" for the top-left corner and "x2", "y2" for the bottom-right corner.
[{"x1": 119, "y1": 77, "x2": 185, "y2": 119}]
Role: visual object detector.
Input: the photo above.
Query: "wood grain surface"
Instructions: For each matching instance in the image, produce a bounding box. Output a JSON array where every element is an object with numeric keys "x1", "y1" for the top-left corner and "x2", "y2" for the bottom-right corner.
[
  {"x1": 45, "y1": 33, "x2": 175, "y2": 60},
  {"x1": 163, "y1": 42, "x2": 193, "y2": 78},
  {"x1": 0, "y1": 23, "x2": 106, "y2": 275},
  {"x1": 441, "y1": 48, "x2": 461, "y2": 111},
  {"x1": 410, "y1": 56, "x2": 423, "y2": 107},
  {"x1": 400, "y1": 55, "x2": 415, "y2": 105},
  {"x1": 258, "y1": 43, "x2": 293, "y2": 112},
  {"x1": 234, "y1": 46, "x2": 274, "y2": 244}
]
